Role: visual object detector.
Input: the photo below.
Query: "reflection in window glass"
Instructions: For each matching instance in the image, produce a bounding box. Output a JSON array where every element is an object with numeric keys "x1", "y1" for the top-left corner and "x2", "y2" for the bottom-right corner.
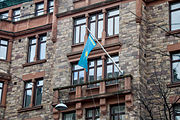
[
  {"x1": 63, "y1": 112, "x2": 76, "y2": 120},
  {"x1": 174, "y1": 105, "x2": 180, "y2": 120},
  {"x1": 13, "y1": 8, "x2": 20, "y2": 21},
  {"x1": 0, "y1": 39, "x2": 8, "y2": 60},
  {"x1": 111, "y1": 104, "x2": 125, "y2": 120},
  {"x1": 39, "y1": 35, "x2": 47, "y2": 60},
  {"x1": 48, "y1": 0, "x2": 54, "y2": 13},
  {"x1": 24, "y1": 82, "x2": 32, "y2": 108},
  {"x1": 0, "y1": 82, "x2": 3, "y2": 103},
  {"x1": 172, "y1": 52, "x2": 180, "y2": 82},
  {"x1": 170, "y1": 2, "x2": 180, "y2": 30},
  {"x1": 36, "y1": 2, "x2": 44, "y2": 16},
  {"x1": 35, "y1": 79, "x2": 43, "y2": 106},
  {"x1": 72, "y1": 64, "x2": 84, "y2": 85},
  {"x1": 28, "y1": 37, "x2": 36, "y2": 63},
  {"x1": 86, "y1": 108, "x2": 100, "y2": 120},
  {"x1": 0, "y1": 12, "x2": 8, "y2": 19}
]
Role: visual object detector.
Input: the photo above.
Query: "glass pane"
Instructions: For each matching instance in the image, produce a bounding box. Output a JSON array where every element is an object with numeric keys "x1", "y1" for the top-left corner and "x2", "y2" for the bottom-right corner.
[
  {"x1": 75, "y1": 18, "x2": 86, "y2": 25},
  {"x1": 107, "y1": 65, "x2": 113, "y2": 78},
  {"x1": 64, "y1": 112, "x2": 76, "y2": 120},
  {"x1": 49, "y1": 7, "x2": 54, "y2": 13},
  {"x1": 87, "y1": 109, "x2": 93, "y2": 117},
  {"x1": 37, "y1": 3, "x2": 44, "y2": 9},
  {"x1": 0, "y1": 83, "x2": 3, "y2": 88},
  {"x1": 114, "y1": 63, "x2": 119, "y2": 77},
  {"x1": 73, "y1": 72, "x2": 78, "y2": 81},
  {"x1": 98, "y1": 20, "x2": 103, "y2": 39},
  {"x1": 115, "y1": 17, "x2": 119, "y2": 34},
  {"x1": 97, "y1": 67, "x2": 102, "y2": 80},
  {"x1": 40, "y1": 42, "x2": 46, "y2": 60},
  {"x1": 97, "y1": 60, "x2": 102, "y2": 65},
  {"x1": 95, "y1": 108, "x2": 100, "y2": 116},
  {"x1": 111, "y1": 105, "x2": 125, "y2": 114},
  {"x1": 108, "y1": 9, "x2": 119, "y2": 17},
  {"x1": 175, "y1": 105, "x2": 180, "y2": 113},
  {"x1": 98, "y1": 13, "x2": 103, "y2": 19},
  {"x1": 0, "y1": 12, "x2": 8, "y2": 19},
  {"x1": 13, "y1": 9, "x2": 20, "y2": 16},
  {"x1": 89, "y1": 61, "x2": 94, "y2": 67},
  {"x1": 79, "y1": 70, "x2": 84, "y2": 83},
  {"x1": 74, "y1": 26, "x2": 80, "y2": 44},
  {"x1": 172, "y1": 62, "x2": 180, "y2": 82},
  {"x1": 1, "y1": 40, "x2": 8, "y2": 45},
  {"x1": 175, "y1": 116, "x2": 180, "y2": 120},
  {"x1": 171, "y1": 11, "x2": 180, "y2": 31},
  {"x1": 171, "y1": 2, "x2": 180, "y2": 10},
  {"x1": 89, "y1": 68, "x2": 94, "y2": 81},
  {"x1": 80, "y1": 25, "x2": 86, "y2": 42},
  {"x1": 90, "y1": 22, "x2": 96, "y2": 37},
  {"x1": 90, "y1": 15, "x2": 96, "y2": 21},
  {"x1": 29, "y1": 45, "x2": 36, "y2": 62},
  {"x1": 0, "y1": 46, "x2": 7, "y2": 60},
  {"x1": 35, "y1": 86, "x2": 43, "y2": 106},
  {"x1": 40, "y1": 35, "x2": 47, "y2": 42},
  {"x1": 37, "y1": 80, "x2": 43, "y2": 86},
  {"x1": 108, "y1": 18, "x2": 113, "y2": 36},
  {"x1": 30, "y1": 38, "x2": 36, "y2": 44},
  {"x1": 24, "y1": 89, "x2": 32, "y2": 107},
  {"x1": 74, "y1": 64, "x2": 83, "y2": 70},
  {"x1": 172, "y1": 53, "x2": 180, "y2": 61},
  {"x1": 49, "y1": 0, "x2": 54, "y2": 6},
  {"x1": 36, "y1": 10, "x2": 44, "y2": 16},
  {"x1": 25, "y1": 82, "x2": 32, "y2": 88},
  {"x1": 0, "y1": 89, "x2": 2, "y2": 103}
]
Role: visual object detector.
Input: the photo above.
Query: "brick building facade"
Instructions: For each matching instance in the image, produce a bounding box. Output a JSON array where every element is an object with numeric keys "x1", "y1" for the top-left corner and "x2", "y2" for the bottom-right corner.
[{"x1": 0, "y1": 0, "x2": 179, "y2": 120}]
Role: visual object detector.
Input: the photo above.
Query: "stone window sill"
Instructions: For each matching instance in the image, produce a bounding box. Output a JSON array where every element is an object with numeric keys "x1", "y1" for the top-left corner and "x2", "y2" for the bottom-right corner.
[
  {"x1": 167, "y1": 82, "x2": 180, "y2": 88},
  {"x1": 22, "y1": 59, "x2": 46, "y2": 67},
  {"x1": 0, "y1": 59, "x2": 9, "y2": 62},
  {"x1": 71, "y1": 42, "x2": 84, "y2": 47},
  {"x1": 106, "y1": 35, "x2": 119, "y2": 39},
  {"x1": 166, "y1": 29, "x2": 180, "y2": 36},
  {"x1": 17, "y1": 105, "x2": 43, "y2": 113}
]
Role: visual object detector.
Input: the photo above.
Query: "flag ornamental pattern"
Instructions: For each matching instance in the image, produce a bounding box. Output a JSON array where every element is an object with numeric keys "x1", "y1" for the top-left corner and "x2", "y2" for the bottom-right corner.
[{"x1": 78, "y1": 34, "x2": 97, "y2": 71}]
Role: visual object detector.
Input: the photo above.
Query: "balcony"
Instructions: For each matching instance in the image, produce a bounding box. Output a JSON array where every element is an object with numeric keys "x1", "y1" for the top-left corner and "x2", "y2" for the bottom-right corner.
[{"x1": 53, "y1": 74, "x2": 133, "y2": 108}]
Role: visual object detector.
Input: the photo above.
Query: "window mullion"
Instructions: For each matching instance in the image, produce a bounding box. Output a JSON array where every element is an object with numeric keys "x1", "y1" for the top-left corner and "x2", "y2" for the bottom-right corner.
[
  {"x1": 35, "y1": 35, "x2": 39, "y2": 61},
  {"x1": 30, "y1": 79, "x2": 36, "y2": 107}
]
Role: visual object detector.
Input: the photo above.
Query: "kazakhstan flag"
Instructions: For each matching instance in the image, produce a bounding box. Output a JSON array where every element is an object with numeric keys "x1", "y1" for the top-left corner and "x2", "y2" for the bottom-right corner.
[{"x1": 78, "y1": 34, "x2": 97, "y2": 71}]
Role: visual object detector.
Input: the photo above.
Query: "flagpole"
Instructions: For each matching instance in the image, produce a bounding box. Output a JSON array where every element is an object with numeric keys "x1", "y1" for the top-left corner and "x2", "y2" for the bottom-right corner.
[{"x1": 86, "y1": 27, "x2": 124, "y2": 75}]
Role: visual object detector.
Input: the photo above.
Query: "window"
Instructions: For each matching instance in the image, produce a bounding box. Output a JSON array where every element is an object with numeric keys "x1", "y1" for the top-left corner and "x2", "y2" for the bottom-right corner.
[
  {"x1": 35, "y1": 2, "x2": 44, "y2": 16},
  {"x1": 28, "y1": 34, "x2": 47, "y2": 63},
  {"x1": 0, "y1": 82, "x2": 3, "y2": 103},
  {"x1": 171, "y1": 52, "x2": 180, "y2": 82},
  {"x1": 107, "y1": 8, "x2": 119, "y2": 36},
  {"x1": 63, "y1": 112, "x2": 76, "y2": 120},
  {"x1": 0, "y1": 11, "x2": 8, "y2": 20},
  {"x1": 170, "y1": 2, "x2": 180, "y2": 31},
  {"x1": 88, "y1": 59, "x2": 102, "y2": 87},
  {"x1": 106, "y1": 56, "x2": 119, "y2": 79},
  {"x1": 72, "y1": 64, "x2": 84, "y2": 85},
  {"x1": 74, "y1": 17, "x2": 86, "y2": 44},
  {"x1": 89, "y1": 13, "x2": 103, "y2": 39},
  {"x1": 0, "y1": 39, "x2": 8, "y2": 60},
  {"x1": 86, "y1": 108, "x2": 100, "y2": 120},
  {"x1": 23, "y1": 79, "x2": 43, "y2": 108},
  {"x1": 110, "y1": 104, "x2": 125, "y2": 120},
  {"x1": 174, "y1": 105, "x2": 180, "y2": 120},
  {"x1": 48, "y1": 0, "x2": 54, "y2": 13},
  {"x1": 13, "y1": 8, "x2": 20, "y2": 21}
]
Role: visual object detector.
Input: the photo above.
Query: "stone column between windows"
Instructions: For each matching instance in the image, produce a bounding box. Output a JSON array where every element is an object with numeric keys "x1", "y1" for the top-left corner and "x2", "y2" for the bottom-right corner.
[
  {"x1": 7, "y1": 39, "x2": 13, "y2": 62},
  {"x1": 1, "y1": 81, "x2": 8, "y2": 106},
  {"x1": 102, "y1": 9, "x2": 107, "y2": 45},
  {"x1": 34, "y1": 35, "x2": 39, "y2": 61},
  {"x1": 30, "y1": 79, "x2": 36, "y2": 107},
  {"x1": 85, "y1": 0, "x2": 89, "y2": 6},
  {"x1": 100, "y1": 55, "x2": 106, "y2": 94},
  {"x1": 44, "y1": 0, "x2": 48, "y2": 14},
  {"x1": 8, "y1": 9, "x2": 13, "y2": 21},
  {"x1": 84, "y1": 13, "x2": 89, "y2": 46}
]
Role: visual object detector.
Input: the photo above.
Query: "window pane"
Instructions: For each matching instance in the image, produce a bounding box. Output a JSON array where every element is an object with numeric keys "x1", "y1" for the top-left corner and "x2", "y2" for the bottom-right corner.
[
  {"x1": 30, "y1": 38, "x2": 36, "y2": 44},
  {"x1": 97, "y1": 60, "x2": 102, "y2": 65},
  {"x1": 87, "y1": 109, "x2": 93, "y2": 117},
  {"x1": 171, "y1": 11, "x2": 180, "y2": 31},
  {"x1": 98, "y1": 13, "x2": 103, "y2": 19},
  {"x1": 37, "y1": 3, "x2": 44, "y2": 9},
  {"x1": 98, "y1": 20, "x2": 103, "y2": 39},
  {"x1": 79, "y1": 70, "x2": 84, "y2": 83},
  {"x1": 0, "y1": 89, "x2": 2, "y2": 103},
  {"x1": 74, "y1": 26, "x2": 80, "y2": 44},
  {"x1": 90, "y1": 22, "x2": 96, "y2": 37},
  {"x1": 80, "y1": 25, "x2": 86, "y2": 42},
  {"x1": 0, "y1": 12, "x2": 8, "y2": 19},
  {"x1": 63, "y1": 112, "x2": 76, "y2": 120},
  {"x1": 107, "y1": 65, "x2": 113, "y2": 78},
  {"x1": 97, "y1": 67, "x2": 102, "y2": 80},
  {"x1": 1, "y1": 40, "x2": 8, "y2": 45},
  {"x1": 108, "y1": 9, "x2": 119, "y2": 17},
  {"x1": 74, "y1": 64, "x2": 83, "y2": 70},
  {"x1": 172, "y1": 62, "x2": 180, "y2": 82},
  {"x1": 75, "y1": 18, "x2": 86, "y2": 25},
  {"x1": 13, "y1": 9, "x2": 20, "y2": 16},
  {"x1": 35, "y1": 86, "x2": 43, "y2": 106},
  {"x1": 28, "y1": 45, "x2": 36, "y2": 62},
  {"x1": 37, "y1": 80, "x2": 43, "y2": 86},
  {"x1": 0, "y1": 46, "x2": 7, "y2": 60},
  {"x1": 172, "y1": 53, "x2": 180, "y2": 61},
  {"x1": 175, "y1": 116, "x2": 180, "y2": 120},
  {"x1": 115, "y1": 17, "x2": 119, "y2": 34},
  {"x1": 36, "y1": 10, "x2": 44, "y2": 16},
  {"x1": 0, "y1": 83, "x2": 3, "y2": 88},
  {"x1": 89, "y1": 61, "x2": 94, "y2": 67},
  {"x1": 89, "y1": 68, "x2": 94, "y2": 81},
  {"x1": 90, "y1": 15, "x2": 96, "y2": 21},
  {"x1": 40, "y1": 42, "x2": 46, "y2": 60},
  {"x1": 114, "y1": 63, "x2": 119, "y2": 77},
  {"x1": 25, "y1": 82, "x2": 32, "y2": 88},
  {"x1": 24, "y1": 89, "x2": 32, "y2": 107},
  {"x1": 171, "y1": 2, "x2": 180, "y2": 10},
  {"x1": 73, "y1": 72, "x2": 78, "y2": 81},
  {"x1": 108, "y1": 18, "x2": 113, "y2": 36}
]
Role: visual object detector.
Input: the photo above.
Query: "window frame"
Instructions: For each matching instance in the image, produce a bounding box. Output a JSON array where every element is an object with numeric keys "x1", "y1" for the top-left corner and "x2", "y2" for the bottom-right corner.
[
  {"x1": 71, "y1": 63, "x2": 84, "y2": 85},
  {"x1": 35, "y1": 2, "x2": 44, "y2": 16},
  {"x1": 48, "y1": 0, "x2": 54, "y2": 13},
  {"x1": 13, "y1": 8, "x2": 20, "y2": 22},
  {"x1": 106, "y1": 7, "x2": 119, "y2": 37},
  {"x1": 174, "y1": 104, "x2": 180, "y2": 120},
  {"x1": 0, "y1": 39, "x2": 8, "y2": 60},
  {"x1": 171, "y1": 51, "x2": 180, "y2": 83},
  {"x1": 0, "y1": 11, "x2": 8, "y2": 20},
  {"x1": 0, "y1": 82, "x2": 4, "y2": 104},
  {"x1": 169, "y1": 1, "x2": 180, "y2": 31},
  {"x1": 63, "y1": 111, "x2": 76, "y2": 120},
  {"x1": 73, "y1": 16, "x2": 86, "y2": 44},
  {"x1": 110, "y1": 104, "x2": 125, "y2": 120},
  {"x1": 28, "y1": 36, "x2": 36, "y2": 63},
  {"x1": 23, "y1": 78, "x2": 43, "y2": 108},
  {"x1": 86, "y1": 107, "x2": 100, "y2": 120},
  {"x1": 37, "y1": 34, "x2": 47, "y2": 60}
]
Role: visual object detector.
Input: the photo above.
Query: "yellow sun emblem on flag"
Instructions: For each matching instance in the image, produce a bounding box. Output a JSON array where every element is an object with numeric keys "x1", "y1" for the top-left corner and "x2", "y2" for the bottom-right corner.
[{"x1": 85, "y1": 51, "x2": 88, "y2": 57}]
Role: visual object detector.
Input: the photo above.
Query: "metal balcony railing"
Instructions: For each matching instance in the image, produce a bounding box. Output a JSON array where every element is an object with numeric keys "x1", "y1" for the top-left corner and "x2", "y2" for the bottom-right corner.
[{"x1": 53, "y1": 74, "x2": 133, "y2": 104}]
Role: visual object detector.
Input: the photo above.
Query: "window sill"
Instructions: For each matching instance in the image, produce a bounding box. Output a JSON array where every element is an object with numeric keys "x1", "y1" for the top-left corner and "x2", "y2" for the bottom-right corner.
[
  {"x1": 0, "y1": 59, "x2": 9, "y2": 62},
  {"x1": 167, "y1": 82, "x2": 180, "y2": 88},
  {"x1": 166, "y1": 29, "x2": 180, "y2": 36},
  {"x1": 106, "y1": 35, "x2": 119, "y2": 39},
  {"x1": 17, "y1": 105, "x2": 43, "y2": 113},
  {"x1": 22, "y1": 59, "x2": 47, "y2": 67},
  {"x1": 71, "y1": 42, "x2": 84, "y2": 47}
]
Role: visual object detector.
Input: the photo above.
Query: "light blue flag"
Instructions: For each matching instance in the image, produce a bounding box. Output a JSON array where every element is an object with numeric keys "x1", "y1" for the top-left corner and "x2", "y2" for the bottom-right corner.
[{"x1": 78, "y1": 34, "x2": 97, "y2": 71}]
